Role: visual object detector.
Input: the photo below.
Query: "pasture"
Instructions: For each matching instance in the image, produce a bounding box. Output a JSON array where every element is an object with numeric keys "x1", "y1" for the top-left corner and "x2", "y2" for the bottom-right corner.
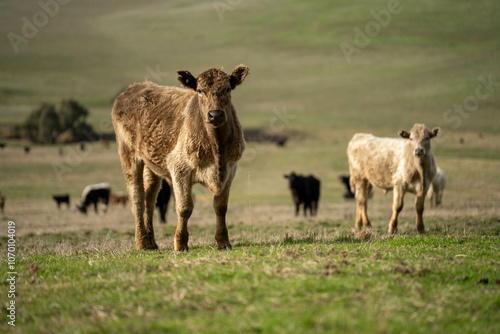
[{"x1": 0, "y1": 0, "x2": 499, "y2": 333}]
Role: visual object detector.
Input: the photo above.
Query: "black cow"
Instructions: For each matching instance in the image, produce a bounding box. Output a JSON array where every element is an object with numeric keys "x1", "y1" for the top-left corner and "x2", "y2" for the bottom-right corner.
[
  {"x1": 52, "y1": 194, "x2": 70, "y2": 209},
  {"x1": 339, "y1": 175, "x2": 355, "y2": 199},
  {"x1": 339, "y1": 174, "x2": 372, "y2": 200},
  {"x1": 284, "y1": 172, "x2": 320, "y2": 217},
  {"x1": 155, "y1": 179, "x2": 171, "y2": 223},
  {"x1": 77, "y1": 183, "x2": 111, "y2": 214}
]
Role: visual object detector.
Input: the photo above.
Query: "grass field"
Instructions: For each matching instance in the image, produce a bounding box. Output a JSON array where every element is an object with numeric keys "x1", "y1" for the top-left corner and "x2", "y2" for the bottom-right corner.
[{"x1": 0, "y1": 0, "x2": 499, "y2": 333}]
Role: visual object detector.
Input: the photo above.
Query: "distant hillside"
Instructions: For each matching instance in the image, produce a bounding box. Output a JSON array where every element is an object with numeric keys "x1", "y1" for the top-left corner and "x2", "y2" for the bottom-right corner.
[{"x1": 0, "y1": 0, "x2": 499, "y2": 135}]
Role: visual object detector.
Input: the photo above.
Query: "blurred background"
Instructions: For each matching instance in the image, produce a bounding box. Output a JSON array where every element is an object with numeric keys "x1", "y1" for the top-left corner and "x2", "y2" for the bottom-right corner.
[{"x1": 0, "y1": 0, "x2": 499, "y2": 235}]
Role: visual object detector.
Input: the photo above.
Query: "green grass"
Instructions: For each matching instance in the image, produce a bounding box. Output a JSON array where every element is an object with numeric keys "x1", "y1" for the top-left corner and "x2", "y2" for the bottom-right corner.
[
  {"x1": 0, "y1": 0, "x2": 500, "y2": 333},
  {"x1": 1, "y1": 218, "x2": 499, "y2": 334}
]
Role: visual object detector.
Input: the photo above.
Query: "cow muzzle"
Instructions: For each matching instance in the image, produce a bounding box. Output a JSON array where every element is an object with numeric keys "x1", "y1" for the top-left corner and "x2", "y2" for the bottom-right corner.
[
  {"x1": 414, "y1": 148, "x2": 425, "y2": 157},
  {"x1": 207, "y1": 110, "x2": 226, "y2": 127}
]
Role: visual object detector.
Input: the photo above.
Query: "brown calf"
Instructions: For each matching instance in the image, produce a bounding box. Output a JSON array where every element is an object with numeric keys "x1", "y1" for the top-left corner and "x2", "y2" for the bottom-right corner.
[
  {"x1": 109, "y1": 194, "x2": 128, "y2": 207},
  {"x1": 112, "y1": 65, "x2": 249, "y2": 251},
  {"x1": 347, "y1": 124, "x2": 439, "y2": 234}
]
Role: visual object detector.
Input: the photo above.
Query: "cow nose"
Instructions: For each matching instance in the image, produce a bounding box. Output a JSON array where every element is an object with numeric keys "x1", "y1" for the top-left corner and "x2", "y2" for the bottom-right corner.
[
  {"x1": 207, "y1": 110, "x2": 225, "y2": 126},
  {"x1": 414, "y1": 148, "x2": 425, "y2": 157}
]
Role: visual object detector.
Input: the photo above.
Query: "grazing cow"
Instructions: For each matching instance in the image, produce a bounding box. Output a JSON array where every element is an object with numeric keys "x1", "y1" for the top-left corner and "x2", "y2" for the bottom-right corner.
[
  {"x1": 427, "y1": 167, "x2": 446, "y2": 207},
  {"x1": 0, "y1": 193, "x2": 5, "y2": 213},
  {"x1": 339, "y1": 175, "x2": 355, "y2": 199},
  {"x1": 112, "y1": 65, "x2": 249, "y2": 250},
  {"x1": 284, "y1": 172, "x2": 321, "y2": 217},
  {"x1": 0, "y1": 143, "x2": 5, "y2": 149},
  {"x1": 52, "y1": 194, "x2": 70, "y2": 209},
  {"x1": 77, "y1": 183, "x2": 111, "y2": 214},
  {"x1": 109, "y1": 193, "x2": 128, "y2": 207},
  {"x1": 24, "y1": 146, "x2": 30, "y2": 154},
  {"x1": 348, "y1": 124, "x2": 439, "y2": 234},
  {"x1": 156, "y1": 179, "x2": 171, "y2": 224}
]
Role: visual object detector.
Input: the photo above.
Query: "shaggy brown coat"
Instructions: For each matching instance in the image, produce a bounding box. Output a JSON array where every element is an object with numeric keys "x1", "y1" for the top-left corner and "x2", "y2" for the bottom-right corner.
[
  {"x1": 347, "y1": 123, "x2": 439, "y2": 234},
  {"x1": 112, "y1": 65, "x2": 249, "y2": 251}
]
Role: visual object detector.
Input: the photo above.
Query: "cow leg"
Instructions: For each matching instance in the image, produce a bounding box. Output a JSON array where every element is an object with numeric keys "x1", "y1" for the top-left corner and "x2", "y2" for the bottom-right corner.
[
  {"x1": 354, "y1": 183, "x2": 363, "y2": 231},
  {"x1": 388, "y1": 187, "x2": 404, "y2": 234},
  {"x1": 433, "y1": 184, "x2": 441, "y2": 207},
  {"x1": 415, "y1": 194, "x2": 426, "y2": 234},
  {"x1": 93, "y1": 200, "x2": 98, "y2": 214},
  {"x1": 213, "y1": 184, "x2": 233, "y2": 250},
  {"x1": 436, "y1": 188, "x2": 443, "y2": 206},
  {"x1": 307, "y1": 201, "x2": 313, "y2": 217},
  {"x1": 159, "y1": 204, "x2": 167, "y2": 223},
  {"x1": 172, "y1": 175, "x2": 194, "y2": 251},
  {"x1": 143, "y1": 166, "x2": 162, "y2": 243},
  {"x1": 123, "y1": 157, "x2": 157, "y2": 250},
  {"x1": 295, "y1": 202, "x2": 300, "y2": 216},
  {"x1": 103, "y1": 194, "x2": 109, "y2": 214},
  {"x1": 354, "y1": 179, "x2": 371, "y2": 230}
]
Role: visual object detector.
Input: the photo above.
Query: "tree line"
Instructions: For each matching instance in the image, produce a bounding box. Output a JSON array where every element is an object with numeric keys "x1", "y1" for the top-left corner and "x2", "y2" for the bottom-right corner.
[{"x1": 11, "y1": 99, "x2": 95, "y2": 144}]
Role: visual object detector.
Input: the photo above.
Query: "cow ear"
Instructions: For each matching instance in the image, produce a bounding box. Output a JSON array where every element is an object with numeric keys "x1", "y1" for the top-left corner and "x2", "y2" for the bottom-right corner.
[
  {"x1": 399, "y1": 130, "x2": 410, "y2": 139},
  {"x1": 230, "y1": 65, "x2": 249, "y2": 90},
  {"x1": 430, "y1": 127, "x2": 440, "y2": 138},
  {"x1": 177, "y1": 70, "x2": 197, "y2": 90}
]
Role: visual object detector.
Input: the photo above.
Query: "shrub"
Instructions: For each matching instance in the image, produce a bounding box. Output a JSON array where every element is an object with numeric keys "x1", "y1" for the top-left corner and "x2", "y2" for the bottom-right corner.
[{"x1": 18, "y1": 99, "x2": 94, "y2": 144}]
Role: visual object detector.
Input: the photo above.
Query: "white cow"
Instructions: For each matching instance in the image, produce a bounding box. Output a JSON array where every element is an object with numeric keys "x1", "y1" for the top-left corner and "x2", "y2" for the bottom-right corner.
[
  {"x1": 347, "y1": 124, "x2": 439, "y2": 234},
  {"x1": 427, "y1": 167, "x2": 446, "y2": 207}
]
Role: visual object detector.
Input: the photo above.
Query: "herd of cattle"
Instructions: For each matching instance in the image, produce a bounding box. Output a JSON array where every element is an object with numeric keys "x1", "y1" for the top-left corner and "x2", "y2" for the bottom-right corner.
[
  {"x1": 42, "y1": 164, "x2": 445, "y2": 221},
  {"x1": 0, "y1": 65, "x2": 448, "y2": 252},
  {"x1": 48, "y1": 181, "x2": 172, "y2": 222},
  {"x1": 42, "y1": 162, "x2": 444, "y2": 225},
  {"x1": 107, "y1": 65, "x2": 449, "y2": 251}
]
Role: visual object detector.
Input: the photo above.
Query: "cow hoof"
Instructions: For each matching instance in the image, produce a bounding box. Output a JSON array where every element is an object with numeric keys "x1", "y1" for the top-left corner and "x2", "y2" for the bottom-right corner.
[
  {"x1": 417, "y1": 229, "x2": 426, "y2": 234},
  {"x1": 136, "y1": 236, "x2": 158, "y2": 250},
  {"x1": 174, "y1": 246, "x2": 189, "y2": 252},
  {"x1": 136, "y1": 243, "x2": 158, "y2": 251},
  {"x1": 217, "y1": 243, "x2": 232, "y2": 250},
  {"x1": 174, "y1": 241, "x2": 189, "y2": 252}
]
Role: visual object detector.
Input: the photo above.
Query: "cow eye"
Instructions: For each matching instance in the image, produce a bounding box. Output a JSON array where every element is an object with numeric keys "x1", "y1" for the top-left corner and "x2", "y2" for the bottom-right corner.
[
  {"x1": 197, "y1": 89, "x2": 203, "y2": 96},
  {"x1": 226, "y1": 87, "x2": 231, "y2": 95}
]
